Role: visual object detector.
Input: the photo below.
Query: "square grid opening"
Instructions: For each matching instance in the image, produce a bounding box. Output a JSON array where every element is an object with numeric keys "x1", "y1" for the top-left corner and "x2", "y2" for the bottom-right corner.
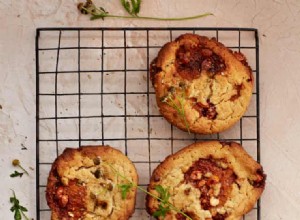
[{"x1": 36, "y1": 27, "x2": 260, "y2": 220}]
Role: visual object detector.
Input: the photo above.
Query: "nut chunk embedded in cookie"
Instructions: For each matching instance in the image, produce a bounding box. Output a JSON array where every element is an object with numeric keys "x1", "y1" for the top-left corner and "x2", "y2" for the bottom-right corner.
[
  {"x1": 146, "y1": 141, "x2": 266, "y2": 220},
  {"x1": 46, "y1": 145, "x2": 138, "y2": 220},
  {"x1": 150, "y1": 33, "x2": 254, "y2": 134}
]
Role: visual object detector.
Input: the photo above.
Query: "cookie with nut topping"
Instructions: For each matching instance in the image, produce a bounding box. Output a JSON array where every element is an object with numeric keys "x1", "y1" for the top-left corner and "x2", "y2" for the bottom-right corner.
[
  {"x1": 146, "y1": 141, "x2": 266, "y2": 220},
  {"x1": 46, "y1": 146, "x2": 138, "y2": 220},
  {"x1": 150, "y1": 34, "x2": 253, "y2": 134}
]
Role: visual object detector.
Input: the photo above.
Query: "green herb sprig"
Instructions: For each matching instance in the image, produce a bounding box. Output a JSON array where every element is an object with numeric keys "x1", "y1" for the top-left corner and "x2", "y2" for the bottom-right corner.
[
  {"x1": 78, "y1": 0, "x2": 213, "y2": 21},
  {"x1": 10, "y1": 190, "x2": 30, "y2": 220},
  {"x1": 161, "y1": 92, "x2": 190, "y2": 133},
  {"x1": 10, "y1": 159, "x2": 29, "y2": 178},
  {"x1": 152, "y1": 185, "x2": 171, "y2": 218},
  {"x1": 105, "y1": 162, "x2": 192, "y2": 219}
]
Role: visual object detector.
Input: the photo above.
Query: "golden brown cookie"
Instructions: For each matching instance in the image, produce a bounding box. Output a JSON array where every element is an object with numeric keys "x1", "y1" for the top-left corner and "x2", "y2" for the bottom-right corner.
[
  {"x1": 146, "y1": 141, "x2": 266, "y2": 220},
  {"x1": 46, "y1": 146, "x2": 138, "y2": 220},
  {"x1": 150, "y1": 34, "x2": 253, "y2": 134}
]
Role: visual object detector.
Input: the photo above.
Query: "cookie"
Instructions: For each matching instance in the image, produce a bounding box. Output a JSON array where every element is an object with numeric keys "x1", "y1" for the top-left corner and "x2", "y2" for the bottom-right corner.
[
  {"x1": 146, "y1": 141, "x2": 266, "y2": 220},
  {"x1": 150, "y1": 34, "x2": 253, "y2": 134},
  {"x1": 46, "y1": 146, "x2": 138, "y2": 220}
]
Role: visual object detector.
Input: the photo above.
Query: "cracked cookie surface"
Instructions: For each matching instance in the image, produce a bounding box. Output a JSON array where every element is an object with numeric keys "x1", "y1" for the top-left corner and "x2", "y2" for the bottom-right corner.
[
  {"x1": 146, "y1": 141, "x2": 266, "y2": 220},
  {"x1": 150, "y1": 34, "x2": 253, "y2": 134},
  {"x1": 46, "y1": 146, "x2": 138, "y2": 220}
]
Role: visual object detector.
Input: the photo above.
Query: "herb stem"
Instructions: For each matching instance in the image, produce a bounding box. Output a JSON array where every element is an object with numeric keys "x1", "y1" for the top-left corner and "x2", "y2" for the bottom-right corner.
[
  {"x1": 91, "y1": 13, "x2": 213, "y2": 21},
  {"x1": 104, "y1": 162, "x2": 192, "y2": 220},
  {"x1": 162, "y1": 94, "x2": 191, "y2": 134},
  {"x1": 12, "y1": 159, "x2": 29, "y2": 176},
  {"x1": 178, "y1": 97, "x2": 191, "y2": 134},
  {"x1": 21, "y1": 212, "x2": 30, "y2": 220},
  {"x1": 18, "y1": 165, "x2": 29, "y2": 176},
  {"x1": 104, "y1": 162, "x2": 132, "y2": 182},
  {"x1": 79, "y1": 0, "x2": 212, "y2": 22}
]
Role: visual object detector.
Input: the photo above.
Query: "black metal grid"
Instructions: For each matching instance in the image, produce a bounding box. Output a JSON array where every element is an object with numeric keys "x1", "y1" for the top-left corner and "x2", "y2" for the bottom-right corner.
[{"x1": 36, "y1": 27, "x2": 260, "y2": 220}]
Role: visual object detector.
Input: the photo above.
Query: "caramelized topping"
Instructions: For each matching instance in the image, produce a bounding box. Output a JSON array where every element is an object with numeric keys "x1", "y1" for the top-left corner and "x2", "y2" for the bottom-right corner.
[
  {"x1": 233, "y1": 51, "x2": 253, "y2": 84},
  {"x1": 230, "y1": 84, "x2": 244, "y2": 101},
  {"x1": 213, "y1": 213, "x2": 228, "y2": 220},
  {"x1": 175, "y1": 212, "x2": 195, "y2": 220},
  {"x1": 193, "y1": 101, "x2": 218, "y2": 119},
  {"x1": 56, "y1": 187, "x2": 68, "y2": 207},
  {"x1": 184, "y1": 158, "x2": 236, "y2": 217},
  {"x1": 54, "y1": 180, "x2": 87, "y2": 219},
  {"x1": 250, "y1": 168, "x2": 266, "y2": 188},
  {"x1": 175, "y1": 44, "x2": 226, "y2": 80}
]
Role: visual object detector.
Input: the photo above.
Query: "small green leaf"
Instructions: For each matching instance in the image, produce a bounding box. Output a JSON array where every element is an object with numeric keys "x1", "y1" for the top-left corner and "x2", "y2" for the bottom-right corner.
[
  {"x1": 133, "y1": 0, "x2": 141, "y2": 15},
  {"x1": 155, "y1": 185, "x2": 170, "y2": 203},
  {"x1": 154, "y1": 185, "x2": 164, "y2": 196},
  {"x1": 125, "y1": 1, "x2": 131, "y2": 12},
  {"x1": 152, "y1": 204, "x2": 170, "y2": 218},
  {"x1": 14, "y1": 210, "x2": 21, "y2": 220},
  {"x1": 121, "y1": 0, "x2": 141, "y2": 16},
  {"x1": 99, "y1": 7, "x2": 108, "y2": 14},
  {"x1": 14, "y1": 199, "x2": 20, "y2": 206},
  {"x1": 121, "y1": 0, "x2": 131, "y2": 14},
  {"x1": 10, "y1": 171, "x2": 24, "y2": 178},
  {"x1": 19, "y1": 206, "x2": 28, "y2": 212},
  {"x1": 130, "y1": 0, "x2": 137, "y2": 15},
  {"x1": 118, "y1": 183, "x2": 133, "y2": 199}
]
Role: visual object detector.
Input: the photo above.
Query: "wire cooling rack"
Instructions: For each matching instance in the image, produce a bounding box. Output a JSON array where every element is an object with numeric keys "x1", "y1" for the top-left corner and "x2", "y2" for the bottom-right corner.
[{"x1": 36, "y1": 27, "x2": 260, "y2": 220}]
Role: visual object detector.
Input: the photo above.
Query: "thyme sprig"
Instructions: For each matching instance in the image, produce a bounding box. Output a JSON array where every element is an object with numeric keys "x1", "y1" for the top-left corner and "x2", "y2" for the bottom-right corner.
[
  {"x1": 78, "y1": 0, "x2": 213, "y2": 21},
  {"x1": 104, "y1": 162, "x2": 192, "y2": 219},
  {"x1": 161, "y1": 91, "x2": 190, "y2": 134}
]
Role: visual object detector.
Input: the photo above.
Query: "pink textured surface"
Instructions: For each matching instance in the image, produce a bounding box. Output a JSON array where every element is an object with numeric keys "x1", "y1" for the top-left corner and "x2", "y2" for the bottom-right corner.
[{"x1": 0, "y1": 0, "x2": 300, "y2": 219}]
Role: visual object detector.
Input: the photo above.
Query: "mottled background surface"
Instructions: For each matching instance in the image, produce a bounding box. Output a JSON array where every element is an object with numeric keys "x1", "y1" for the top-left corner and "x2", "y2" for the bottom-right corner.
[{"x1": 0, "y1": 0, "x2": 299, "y2": 219}]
